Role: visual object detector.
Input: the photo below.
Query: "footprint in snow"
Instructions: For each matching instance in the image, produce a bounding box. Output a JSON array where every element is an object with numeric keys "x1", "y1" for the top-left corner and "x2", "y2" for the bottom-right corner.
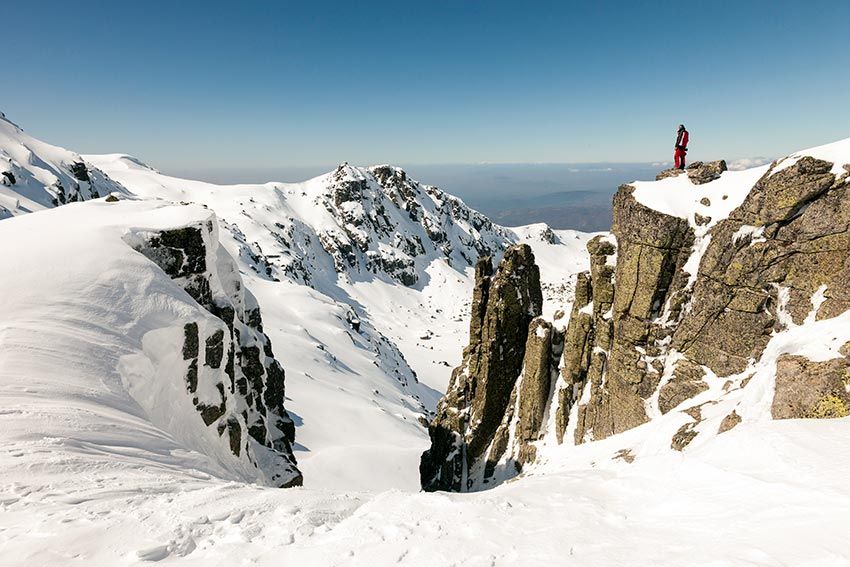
[{"x1": 136, "y1": 545, "x2": 170, "y2": 562}]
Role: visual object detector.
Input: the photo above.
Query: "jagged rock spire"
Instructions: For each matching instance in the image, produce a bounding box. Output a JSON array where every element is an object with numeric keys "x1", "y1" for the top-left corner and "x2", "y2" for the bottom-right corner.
[{"x1": 420, "y1": 244, "x2": 542, "y2": 492}]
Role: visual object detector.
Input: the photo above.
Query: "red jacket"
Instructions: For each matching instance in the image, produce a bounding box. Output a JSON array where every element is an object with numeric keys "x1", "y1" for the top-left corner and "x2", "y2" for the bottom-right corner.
[{"x1": 676, "y1": 129, "x2": 689, "y2": 150}]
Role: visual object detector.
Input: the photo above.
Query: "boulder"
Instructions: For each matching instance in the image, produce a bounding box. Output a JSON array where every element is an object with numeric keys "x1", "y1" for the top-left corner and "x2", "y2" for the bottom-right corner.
[
  {"x1": 718, "y1": 410, "x2": 742, "y2": 433},
  {"x1": 687, "y1": 160, "x2": 727, "y2": 185},
  {"x1": 655, "y1": 160, "x2": 727, "y2": 185},
  {"x1": 656, "y1": 168, "x2": 686, "y2": 181}
]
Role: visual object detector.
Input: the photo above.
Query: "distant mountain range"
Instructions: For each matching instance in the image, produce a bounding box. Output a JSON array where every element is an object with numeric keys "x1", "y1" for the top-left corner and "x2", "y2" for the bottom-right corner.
[
  {"x1": 474, "y1": 189, "x2": 614, "y2": 231},
  {"x1": 164, "y1": 163, "x2": 666, "y2": 232}
]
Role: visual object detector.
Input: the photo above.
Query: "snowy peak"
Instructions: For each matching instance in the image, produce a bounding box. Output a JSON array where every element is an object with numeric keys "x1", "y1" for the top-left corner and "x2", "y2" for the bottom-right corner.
[
  {"x1": 0, "y1": 113, "x2": 128, "y2": 218},
  {"x1": 94, "y1": 153, "x2": 161, "y2": 174},
  {"x1": 2, "y1": 113, "x2": 595, "y2": 491},
  {"x1": 83, "y1": 153, "x2": 520, "y2": 292},
  {"x1": 308, "y1": 162, "x2": 513, "y2": 286}
]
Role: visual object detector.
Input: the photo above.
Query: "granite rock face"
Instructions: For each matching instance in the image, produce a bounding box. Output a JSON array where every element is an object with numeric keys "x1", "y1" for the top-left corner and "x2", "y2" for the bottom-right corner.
[
  {"x1": 423, "y1": 150, "x2": 850, "y2": 491},
  {"x1": 570, "y1": 186, "x2": 695, "y2": 443},
  {"x1": 672, "y1": 157, "x2": 849, "y2": 376},
  {"x1": 485, "y1": 317, "x2": 564, "y2": 479},
  {"x1": 560, "y1": 154, "x2": 850, "y2": 448},
  {"x1": 420, "y1": 244, "x2": 543, "y2": 491},
  {"x1": 132, "y1": 221, "x2": 302, "y2": 488},
  {"x1": 772, "y1": 352, "x2": 850, "y2": 419}
]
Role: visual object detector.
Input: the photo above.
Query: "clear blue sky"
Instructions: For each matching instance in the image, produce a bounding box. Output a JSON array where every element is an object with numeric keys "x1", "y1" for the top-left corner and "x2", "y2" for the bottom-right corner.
[{"x1": 4, "y1": 0, "x2": 849, "y2": 172}]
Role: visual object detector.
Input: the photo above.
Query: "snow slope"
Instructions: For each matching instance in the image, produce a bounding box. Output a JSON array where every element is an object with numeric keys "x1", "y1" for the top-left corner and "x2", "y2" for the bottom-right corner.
[
  {"x1": 0, "y1": 199, "x2": 299, "y2": 487},
  {"x1": 82, "y1": 151, "x2": 596, "y2": 489},
  {"x1": 3, "y1": 411, "x2": 849, "y2": 566},
  {"x1": 3, "y1": 113, "x2": 850, "y2": 565},
  {"x1": 0, "y1": 115, "x2": 128, "y2": 218}
]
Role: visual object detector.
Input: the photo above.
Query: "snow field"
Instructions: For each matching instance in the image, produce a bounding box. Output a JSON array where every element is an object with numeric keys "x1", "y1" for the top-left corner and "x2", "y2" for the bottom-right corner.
[{"x1": 3, "y1": 112, "x2": 850, "y2": 565}]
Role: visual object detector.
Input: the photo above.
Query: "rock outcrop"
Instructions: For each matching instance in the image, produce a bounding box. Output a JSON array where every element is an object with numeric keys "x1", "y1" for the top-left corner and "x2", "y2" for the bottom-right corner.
[
  {"x1": 420, "y1": 244, "x2": 543, "y2": 491},
  {"x1": 315, "y1": 164, "x2": 512, "y2": 286},
  {"x1": 562, "y1": 153, "x2": 850, "y2": 447},
  {"x1": 569, "y1": 186, "x2": 695, "y2": 442},
  {"x1": 130, "y1": 220, "x2": 303, "y2": 488},
  {"x1": 772, "y1": 352, "x2": 850, "y2": 419},
  {"x1": 485, "y1": 317, "x2": 564, "y2": 476},
  {"x1": 426, "y1": 146, "x2": 850, "y2": 491},
  {"x1": 656, "y1": 160, "x2": 727, "y2": 184}
]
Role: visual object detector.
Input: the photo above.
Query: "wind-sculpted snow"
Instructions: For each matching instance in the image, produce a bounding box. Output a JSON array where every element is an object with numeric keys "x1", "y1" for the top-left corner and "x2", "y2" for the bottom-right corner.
[
  {"x1": 3, "y1": 413, "x2": 850, "y2": 566},
  {"x1": 0, "y1": 199, "x2": 300, "y2": 487},
  {"x1": 123, "y1": 220, "x2": 302, "y2": 487}
]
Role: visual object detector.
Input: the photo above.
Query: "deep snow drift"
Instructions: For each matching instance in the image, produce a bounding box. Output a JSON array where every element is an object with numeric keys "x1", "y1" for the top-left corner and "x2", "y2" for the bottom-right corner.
[
  {"x1": 0, "y1": 199, "x2": 301, "y2": 486},
  {"x1": 2, "y1": 111, "x2": 850, "y2": 566}
]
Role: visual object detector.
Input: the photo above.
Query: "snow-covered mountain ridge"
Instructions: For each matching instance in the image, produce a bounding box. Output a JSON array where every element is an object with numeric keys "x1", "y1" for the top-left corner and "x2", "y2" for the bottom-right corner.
[
  {"x1": 82, "y1": 142, "x2": 594, "y2": 490},
  {"x1": 0, "y1": 112, "x2": 594, "y2": 491},
  {"x1": 0, "y1": 115, "x2": 128, "y2": 218},
  {"x1": 4, "y1": 110, "x2": 850, "y2": 566}
]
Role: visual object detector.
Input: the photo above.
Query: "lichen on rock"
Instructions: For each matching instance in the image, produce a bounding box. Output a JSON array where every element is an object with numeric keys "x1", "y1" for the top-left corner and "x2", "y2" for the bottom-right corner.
[
  {"x1": 569, "y1": 185, "x2": 694, "y2": 444},
  {"x1": 424, "y1": 147, "x2": 850, "y2": 492},
  {"x1": 772, "y1": 353, "x2": 850, "y2": 420}
]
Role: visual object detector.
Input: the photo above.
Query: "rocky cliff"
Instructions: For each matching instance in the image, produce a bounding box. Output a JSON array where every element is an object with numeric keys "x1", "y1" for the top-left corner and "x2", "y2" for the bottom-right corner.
[
  {"x1": 564, "y1": 155, "x2": 850, "y2": 447},
  {"x1": 127, "y1": 218, "x2": 303, "y2": 487},
  {"x1": 420, "y1": 244, "x2": 546, "y2": 491},
  {"x1": 423, "y1": 145, "x2": 850, "y2": 491}
]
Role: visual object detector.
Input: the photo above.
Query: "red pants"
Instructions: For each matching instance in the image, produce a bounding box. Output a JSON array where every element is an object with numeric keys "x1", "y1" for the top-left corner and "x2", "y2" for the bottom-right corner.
[{"x1": 674, "y1": 148, "x2": 687, "y2": 169}]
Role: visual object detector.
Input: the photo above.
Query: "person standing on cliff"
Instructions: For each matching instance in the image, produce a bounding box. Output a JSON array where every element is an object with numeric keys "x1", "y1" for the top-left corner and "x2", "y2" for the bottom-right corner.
[{"x1": 674, "y1": 124, "x2": 689, "y2": 169}]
